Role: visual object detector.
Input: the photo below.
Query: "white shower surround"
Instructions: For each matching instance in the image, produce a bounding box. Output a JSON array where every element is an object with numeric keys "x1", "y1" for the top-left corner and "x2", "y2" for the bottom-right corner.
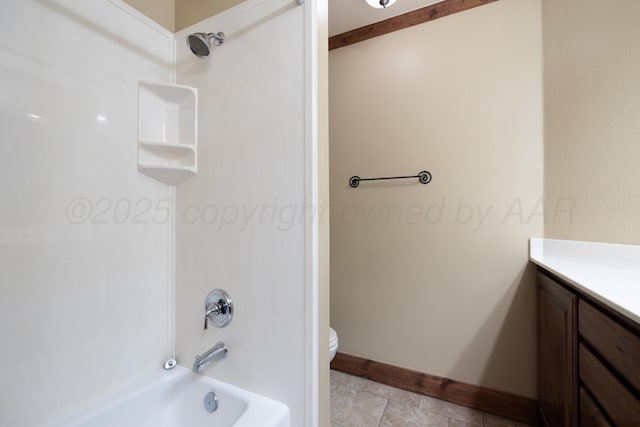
[
  {"x1": 0, "y1": 1, "x2": 174, "y2": 425},
  {"x1": 0, "y1": 0, "x2": 321, "y2": 426},
  {"x1": 174, "y1": 0, "x2": 320, "y2": 425}
]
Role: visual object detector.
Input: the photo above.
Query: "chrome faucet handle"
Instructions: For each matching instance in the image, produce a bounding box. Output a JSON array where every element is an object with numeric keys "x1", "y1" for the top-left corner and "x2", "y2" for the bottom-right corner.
[
  {"x1": 204, "y1": 289, "x2": 233, "y2": 329},
  {"x1": 204, "y1": 301, "x2": 223, "y2": 329},
  {"x1": 204, "y1": 305, "x2": 221, "y2": 329}
]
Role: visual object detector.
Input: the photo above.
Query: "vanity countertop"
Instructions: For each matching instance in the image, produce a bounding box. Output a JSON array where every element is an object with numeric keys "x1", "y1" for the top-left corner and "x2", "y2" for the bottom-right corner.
[{"x1": 530, "y1": 238, "x2": 640, "y2": 324}]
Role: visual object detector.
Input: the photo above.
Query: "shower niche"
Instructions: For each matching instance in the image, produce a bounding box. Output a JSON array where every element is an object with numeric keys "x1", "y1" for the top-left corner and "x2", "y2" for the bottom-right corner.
[{"x1": 137, "y1": 82, "x2": 198, "y2": 185}]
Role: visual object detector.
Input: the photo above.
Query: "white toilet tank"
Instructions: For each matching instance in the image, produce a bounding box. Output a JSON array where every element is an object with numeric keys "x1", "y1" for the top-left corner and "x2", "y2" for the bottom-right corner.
[{"x1": 329, "y1": 327, "x2": 338, "y2": 362}]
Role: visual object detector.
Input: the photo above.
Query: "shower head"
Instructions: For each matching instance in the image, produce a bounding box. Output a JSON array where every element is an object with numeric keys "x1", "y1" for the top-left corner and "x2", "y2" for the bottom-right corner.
[{"x1": 187, "y1": 32, "x2": 225, "y2": 57}]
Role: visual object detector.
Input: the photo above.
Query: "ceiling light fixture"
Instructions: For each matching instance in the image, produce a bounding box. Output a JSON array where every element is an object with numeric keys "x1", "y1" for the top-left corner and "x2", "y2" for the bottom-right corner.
[{"x1": 365, "y1": 0, "x2": 397, "y2": 9}]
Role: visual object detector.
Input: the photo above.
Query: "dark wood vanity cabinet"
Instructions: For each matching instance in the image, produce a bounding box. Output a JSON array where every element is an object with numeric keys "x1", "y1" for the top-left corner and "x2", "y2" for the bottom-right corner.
[
  {"x1": 537, "y1": 271, "x2": 578, "y2": 426},
  {"x1": 537, "y1": 269, "x2": 640, "y2": 426}
]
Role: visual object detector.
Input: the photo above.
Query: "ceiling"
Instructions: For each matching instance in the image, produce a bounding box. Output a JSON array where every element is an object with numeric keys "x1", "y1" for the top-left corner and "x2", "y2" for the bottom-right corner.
[{"x1": 328, "y1": 0, "x2": 442, "y2": 37}]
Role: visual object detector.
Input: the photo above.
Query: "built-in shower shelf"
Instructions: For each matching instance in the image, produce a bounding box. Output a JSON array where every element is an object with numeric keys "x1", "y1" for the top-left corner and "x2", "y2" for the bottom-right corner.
[
  {"x1": 139, "y1": 142, "x2": 195, "y2": 165},
  {"x1": 138, "y1": 165, "x2": 196, "y2": 185},
  {"x1": 137, "y1": 81, "x2": 198, "y2": 185}
]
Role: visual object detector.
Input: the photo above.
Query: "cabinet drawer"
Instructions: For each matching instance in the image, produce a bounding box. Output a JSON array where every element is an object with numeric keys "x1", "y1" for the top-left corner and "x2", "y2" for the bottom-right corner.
[
  {"x1": 579, "y1": 388, "x2": 611, "y2": 427},
  {"x1": 579, "y1": 300, "x2": 640, "y2": 391},
  {"x1": 579, "y1": 344, "x2": 640, "y2": 425}
]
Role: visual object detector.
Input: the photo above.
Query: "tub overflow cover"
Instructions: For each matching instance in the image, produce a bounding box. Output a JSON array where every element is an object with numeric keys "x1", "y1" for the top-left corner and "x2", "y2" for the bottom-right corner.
[{"x1": 204, "y1": 391, "x2": 219, "y2": 413}]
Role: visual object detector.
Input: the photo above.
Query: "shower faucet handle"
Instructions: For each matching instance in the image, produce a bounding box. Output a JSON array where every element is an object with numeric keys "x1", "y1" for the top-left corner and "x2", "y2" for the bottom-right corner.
[
  {"x1": 204, "y1": 307, "x2": 216, "y2": 329},
  {"x1": 204, "y1": 305, "x2": 221, "y2": 329},
  {"x1": 204, "y1": 289, "x2": 233, "y2": 330}
]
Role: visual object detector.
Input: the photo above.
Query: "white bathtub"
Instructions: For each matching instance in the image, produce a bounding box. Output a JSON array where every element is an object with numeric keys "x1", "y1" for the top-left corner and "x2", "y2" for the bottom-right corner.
[{"x1": 50, "y1": 366, "x2": 289, "y2": 427}]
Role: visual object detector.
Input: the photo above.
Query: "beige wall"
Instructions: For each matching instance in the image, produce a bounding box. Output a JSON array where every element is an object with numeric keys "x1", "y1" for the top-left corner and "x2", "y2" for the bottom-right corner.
[
  {"x1": 122, "y1": 0, "x2": 248, "y2": 32},
  {"x1": 124, "y1": 0, "x2": 176, "y2": 31},
  {"x1": 543, "y1": 0, "x2": 640, "y2": 244},
  {"x1": 329, "y1": 0, "x2": 542, "y2": 398},
  {"x1": 175, "y1": 0, "x2": 246, "y2": 31}
]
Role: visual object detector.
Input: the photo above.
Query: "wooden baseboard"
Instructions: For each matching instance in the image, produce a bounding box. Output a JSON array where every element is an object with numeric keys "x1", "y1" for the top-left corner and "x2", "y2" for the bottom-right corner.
[{"x1": 331, "y1": 352, "x2": 538, "y2": 425}]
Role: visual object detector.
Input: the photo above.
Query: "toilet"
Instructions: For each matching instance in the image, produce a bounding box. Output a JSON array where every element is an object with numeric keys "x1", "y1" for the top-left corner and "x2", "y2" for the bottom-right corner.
[{"x1": 329, "y1": 327, "x2": 339, "y2": 362}]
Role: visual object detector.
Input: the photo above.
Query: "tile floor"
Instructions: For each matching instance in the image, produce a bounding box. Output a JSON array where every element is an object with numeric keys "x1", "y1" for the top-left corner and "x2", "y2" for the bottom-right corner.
[{"x1": 330, "y1": 370, "x2": 533, "y2": 427}]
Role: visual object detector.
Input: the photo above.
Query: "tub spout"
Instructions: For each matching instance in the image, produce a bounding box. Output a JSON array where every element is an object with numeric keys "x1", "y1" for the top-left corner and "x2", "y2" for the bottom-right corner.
[{"x1": 193, "y1": 341, "x2": 228, "y2": 373}]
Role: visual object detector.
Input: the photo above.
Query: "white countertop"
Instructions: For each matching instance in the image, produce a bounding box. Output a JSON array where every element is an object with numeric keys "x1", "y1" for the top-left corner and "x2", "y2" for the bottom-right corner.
[{"x1": 530, "y1": 238, "x2": 640, "y2": 324}]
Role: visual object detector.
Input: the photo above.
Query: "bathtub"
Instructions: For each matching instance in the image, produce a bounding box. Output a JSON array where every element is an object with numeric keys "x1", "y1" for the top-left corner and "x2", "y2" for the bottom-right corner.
[{"x1": 50, "y1": 366, "x2": 289, "y2": 427}]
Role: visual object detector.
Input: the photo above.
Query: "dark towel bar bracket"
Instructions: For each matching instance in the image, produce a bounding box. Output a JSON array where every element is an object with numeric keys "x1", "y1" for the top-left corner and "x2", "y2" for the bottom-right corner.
[{"x1": 349, "y1": 170, "x2": 432, "y2": 188}]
